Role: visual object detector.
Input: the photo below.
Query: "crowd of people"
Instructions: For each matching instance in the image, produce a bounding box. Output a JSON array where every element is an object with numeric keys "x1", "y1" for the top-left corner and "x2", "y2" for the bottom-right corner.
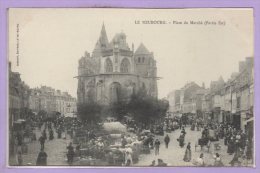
[
  {"x1": 12, "y1": 112, "x2": 254, "y2": 167},
  {"x1": 35, "y1": 116, "x2": 85, "y2": 166},
  {"x1": 146, "y1": 115, "x2": 254, "y2": 167}
]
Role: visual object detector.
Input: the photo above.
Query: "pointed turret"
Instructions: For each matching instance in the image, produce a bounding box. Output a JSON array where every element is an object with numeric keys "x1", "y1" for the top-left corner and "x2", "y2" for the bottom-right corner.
[
  {"x1": 99, "y1": 23, "x2": 109, "y2": 48},
  {"x1": 93, "y1": 23, "x2": 110, "y2": 56}
]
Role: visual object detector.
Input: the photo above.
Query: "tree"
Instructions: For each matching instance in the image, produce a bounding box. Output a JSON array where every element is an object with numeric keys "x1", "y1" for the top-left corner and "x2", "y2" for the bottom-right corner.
[
  {"x1": 77, "y1": 102, "x2": 102, "y2": 125},
  {"x1": 126, "y1": 90, "x2": 169, "y2": 128},
  {"x1": 109, "y1": 101, "x2": 128, "y2": 121}
]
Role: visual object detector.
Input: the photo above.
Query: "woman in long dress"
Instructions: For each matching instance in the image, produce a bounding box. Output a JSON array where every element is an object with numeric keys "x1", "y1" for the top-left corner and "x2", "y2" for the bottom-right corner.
[
  {"x1": 36, "y1": 149, "x2": 48, "y2": 166},
  {"x1": 183, "y1": 142, "x2": 191, "y2": 162},
  {"x1": 227, "y1": 137, "x2": 235, "y2": 154},
  {"x1": 49, "y1": 128, "x2": 54, "y2": 140},
  {"x1": 178, "y1": 134, "x2": 185, "y2": 148}
]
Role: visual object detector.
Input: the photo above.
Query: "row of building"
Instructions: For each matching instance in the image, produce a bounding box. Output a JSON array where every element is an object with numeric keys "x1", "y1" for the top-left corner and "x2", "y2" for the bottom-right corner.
[
  {"x1": 29, "y1": 86, "x2": 77, "y2": 116},
  {"x1": 167, "y1": 57, "x2": 254, "y2": 134},
  {"x1": 9, "y1": 62, "x2": 77, "y2": 125}
]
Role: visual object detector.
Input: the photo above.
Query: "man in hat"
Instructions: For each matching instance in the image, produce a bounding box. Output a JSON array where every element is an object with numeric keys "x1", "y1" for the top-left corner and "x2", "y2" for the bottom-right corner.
[
  {"x1": 67, "y1": 142, "x2": 74, "y2": 165},
  {"x1": 39, "y1": 135, "x2": 46, "y2": 150},
  {"x1": 164, "y1": 134, "x2": 170, "y2": 149},
  {"x1": 154, "y1": 139, "x2": 161, "y2": 155}
]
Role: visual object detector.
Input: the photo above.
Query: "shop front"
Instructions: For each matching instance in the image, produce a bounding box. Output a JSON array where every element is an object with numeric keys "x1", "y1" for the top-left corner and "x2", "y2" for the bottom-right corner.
[
  {"x1": 222, "y1": 111, "x2": 231, "y2": 124},
  {"x1": 231, "y1": 112, "x2": 241, "y2": 130}
]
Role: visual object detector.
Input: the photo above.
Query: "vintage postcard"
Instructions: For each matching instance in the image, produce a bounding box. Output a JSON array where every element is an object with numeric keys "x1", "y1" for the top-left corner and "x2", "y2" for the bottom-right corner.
[{"x1": 8, "y1": 8, "x2": 254, "y2": 167}]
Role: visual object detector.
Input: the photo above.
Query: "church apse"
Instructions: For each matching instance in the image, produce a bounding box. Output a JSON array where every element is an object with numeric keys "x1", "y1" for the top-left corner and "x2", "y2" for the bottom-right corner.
[{"x1": 76, "y1": 24, "x2": 158, "y2": 106}]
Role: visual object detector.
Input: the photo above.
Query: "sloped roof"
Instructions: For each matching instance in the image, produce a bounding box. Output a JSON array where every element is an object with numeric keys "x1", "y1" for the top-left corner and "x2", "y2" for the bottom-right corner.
[{"x1": 135, "y1": 43, "x2": 150, "y2": 55}]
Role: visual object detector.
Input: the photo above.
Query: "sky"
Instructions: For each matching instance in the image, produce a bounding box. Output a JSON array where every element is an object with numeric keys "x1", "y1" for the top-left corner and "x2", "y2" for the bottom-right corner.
[{"x1": 8, "y1": 8, "x2": 253, "y2": 99}]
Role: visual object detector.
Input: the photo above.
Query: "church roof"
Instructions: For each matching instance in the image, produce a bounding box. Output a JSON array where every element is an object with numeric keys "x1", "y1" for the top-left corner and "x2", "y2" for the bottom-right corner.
[
  {"x1": 109, "y1": 32, "x2": 130, "y2": 50},
  {"x1": 135, "y1": 43, "x2": 150, "y2": 55}
]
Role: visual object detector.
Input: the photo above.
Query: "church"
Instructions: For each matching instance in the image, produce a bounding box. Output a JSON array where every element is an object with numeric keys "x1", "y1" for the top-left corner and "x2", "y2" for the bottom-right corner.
[{"x1": 77, "y1": 24, "x2": 158, "y2": 105}]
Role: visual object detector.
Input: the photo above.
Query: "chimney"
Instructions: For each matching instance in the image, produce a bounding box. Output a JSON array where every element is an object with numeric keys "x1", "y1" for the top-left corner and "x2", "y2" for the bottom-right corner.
[
  {"x1": 239, "y1": 61, "x2": 246, "y2": 72},
  {"x1": 9, "y1": 62, "x2": 11, "y2": 71},
  {"x1": 246, "y1": 57, "x2": 253, "y2": 69}
]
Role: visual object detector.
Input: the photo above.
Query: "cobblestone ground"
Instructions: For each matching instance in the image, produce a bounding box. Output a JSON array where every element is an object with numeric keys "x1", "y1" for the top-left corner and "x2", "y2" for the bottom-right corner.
[
  {"x1": 136, "y1": 126, "x2": 254, "y2": 167},
  {"x1": 9, "y1": 126, "x2": 254, "y2": 167},
  {"x1": 9, "y1": 125, "x2": 72, "y2": 166}
]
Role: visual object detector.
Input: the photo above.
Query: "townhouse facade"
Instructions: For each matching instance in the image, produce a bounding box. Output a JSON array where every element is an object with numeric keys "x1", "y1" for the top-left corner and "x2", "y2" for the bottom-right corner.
[
  {"x1": 167, "y1": 57, "x2": 254, "y2": 132},
  {"x1": 29, "y1": 86, "x2": 77, "y2": 117}
]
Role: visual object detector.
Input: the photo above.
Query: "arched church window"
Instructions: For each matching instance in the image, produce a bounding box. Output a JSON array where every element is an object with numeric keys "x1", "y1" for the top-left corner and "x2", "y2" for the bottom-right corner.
[
  {"x1": 86, "y1": 88, "x2": 95, "y2": 103},
  {"x1": 142, "y1": 57, "x2": 145, "y2": 63},
  {"x1": 109, "y1": 82, "x2": 121, "y2": 103},
  {"x1": 105, "y1": 58, "x2": 113, "y2": 73},
  {"x1": 120, "y1": 58, "x2": 130, "y2": 73},
  {"x1": 138, "y1": 57, "x2": 141, "y2": 63},
  {"x1": 85, "y1": 80, "x2": 95, "y2": 103}
]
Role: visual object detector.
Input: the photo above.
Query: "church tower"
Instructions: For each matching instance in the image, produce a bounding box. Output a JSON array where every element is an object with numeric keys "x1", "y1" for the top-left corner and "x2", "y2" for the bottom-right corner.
[{"x1": 134, "y1": 43, "x2": 158, "y2": 97}]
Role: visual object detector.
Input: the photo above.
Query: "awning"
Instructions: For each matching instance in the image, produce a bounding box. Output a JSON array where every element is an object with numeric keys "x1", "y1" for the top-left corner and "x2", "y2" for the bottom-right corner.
[
  {"x1": 244, "y1": 117, "x2": 254, "y2": 124},
  {"x1": 14, "y1": 119, "x2": 26, "y2": 124}
]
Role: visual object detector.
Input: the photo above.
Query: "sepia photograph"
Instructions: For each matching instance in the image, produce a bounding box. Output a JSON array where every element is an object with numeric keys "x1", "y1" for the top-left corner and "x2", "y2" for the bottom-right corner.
[{"x1": 8, "y1": 8, "x2": 254, "y2": 167}]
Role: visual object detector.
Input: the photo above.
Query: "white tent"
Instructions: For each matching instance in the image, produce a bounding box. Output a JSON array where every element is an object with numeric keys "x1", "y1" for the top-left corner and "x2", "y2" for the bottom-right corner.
[
  {"x1": 103, "y1": 122, "x2": 127, "y2": 133},
  {"x1": 64, "y1": 112, "x2": 75, "y2": 118}
]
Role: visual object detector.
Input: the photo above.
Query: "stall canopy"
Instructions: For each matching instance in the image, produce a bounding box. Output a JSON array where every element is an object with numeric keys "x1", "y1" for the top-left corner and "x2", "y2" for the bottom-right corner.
[
  {"x1": 14, "y1": 119, "x2": 26, "y2": 124},
  {"x1": 103, "y1": 122, "x2": 127, "y2": 133},
  {"x1": 174, "y1": 113, "x2": 182, "y2": 118},
  {"x1": 64, "y1": 112, "x2": 75, "y2": 118},
  {"x1": 245, "y1": 117, "x2": 254, "y2": 124}
]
